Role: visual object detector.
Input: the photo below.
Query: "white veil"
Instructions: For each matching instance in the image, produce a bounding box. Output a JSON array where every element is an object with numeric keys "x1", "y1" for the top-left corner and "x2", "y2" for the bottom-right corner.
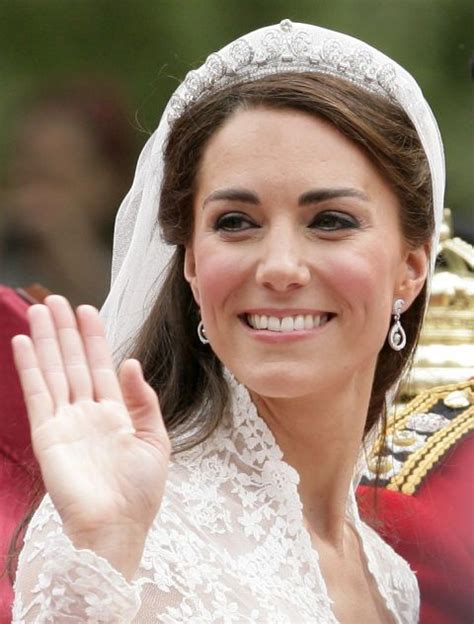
[{"x1": 100, "y1": 20, "x2": 445, "y2": 358}]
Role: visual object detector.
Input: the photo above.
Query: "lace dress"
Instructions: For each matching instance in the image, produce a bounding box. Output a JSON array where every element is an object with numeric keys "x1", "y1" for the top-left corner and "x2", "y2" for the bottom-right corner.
[{"x1": 12, "y1": 374, "x2": 419, "y2": 623}]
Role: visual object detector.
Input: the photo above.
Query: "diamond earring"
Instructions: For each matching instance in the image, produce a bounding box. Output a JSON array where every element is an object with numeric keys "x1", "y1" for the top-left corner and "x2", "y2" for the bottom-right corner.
[
  {"x1": 197, "y1": 320, "x2": 209, "y2": 344},
  {"x1": 388, "y1": 298, "x2": 406, "y2": 351}
]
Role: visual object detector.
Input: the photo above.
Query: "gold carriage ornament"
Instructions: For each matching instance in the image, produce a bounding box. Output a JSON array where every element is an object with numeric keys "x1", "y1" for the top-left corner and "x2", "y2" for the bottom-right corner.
[{"x1": 401, "y1": 208, "x2": 474, "y2": 399}]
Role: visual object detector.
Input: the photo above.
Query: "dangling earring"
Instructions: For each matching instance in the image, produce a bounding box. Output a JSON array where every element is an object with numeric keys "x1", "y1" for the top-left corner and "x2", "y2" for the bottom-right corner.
[
  {"x1": 197, "y1": 320, "x2": 209, "y2": 344},
  {"x1": 388, "y1": 298, "x2": 406, "y2": 351}
]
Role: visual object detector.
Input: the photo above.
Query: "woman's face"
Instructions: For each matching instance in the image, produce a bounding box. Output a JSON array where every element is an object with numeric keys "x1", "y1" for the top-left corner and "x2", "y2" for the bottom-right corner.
[{"x1": 185, "y1": 107, "x2": 426, "y2": 399}]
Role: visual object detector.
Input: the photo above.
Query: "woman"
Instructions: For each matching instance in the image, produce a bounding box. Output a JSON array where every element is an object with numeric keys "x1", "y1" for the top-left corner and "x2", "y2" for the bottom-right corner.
[{"x1": 11, "y1": 21, "x2": 443, "y2": 623}]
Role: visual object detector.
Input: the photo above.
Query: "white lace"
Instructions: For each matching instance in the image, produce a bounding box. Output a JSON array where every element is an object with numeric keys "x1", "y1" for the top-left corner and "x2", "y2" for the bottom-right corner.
[{"x1": 13, "y1": 374, "x2": 419, "y2": 623}]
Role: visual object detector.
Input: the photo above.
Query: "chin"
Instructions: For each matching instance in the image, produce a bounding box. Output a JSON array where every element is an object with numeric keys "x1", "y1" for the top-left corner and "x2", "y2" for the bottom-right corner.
[{"x1": 228, "y1": 360, "x2": 321, "y2": 400}]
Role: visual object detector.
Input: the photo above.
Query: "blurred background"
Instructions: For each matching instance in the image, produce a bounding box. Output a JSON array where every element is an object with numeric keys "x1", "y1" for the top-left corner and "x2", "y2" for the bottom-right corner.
[{"x1": 0, "y1": 0, "x2": 472, "y2": 307}]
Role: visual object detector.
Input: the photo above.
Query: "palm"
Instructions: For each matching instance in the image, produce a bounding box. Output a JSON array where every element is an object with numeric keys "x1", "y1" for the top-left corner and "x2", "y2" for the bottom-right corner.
[
  {"x1": 12, "y1": 296, "x2": 170, "y2": 539},
  {"x1": 35, "y1": 400, "x2": 168, "y2": 532}
]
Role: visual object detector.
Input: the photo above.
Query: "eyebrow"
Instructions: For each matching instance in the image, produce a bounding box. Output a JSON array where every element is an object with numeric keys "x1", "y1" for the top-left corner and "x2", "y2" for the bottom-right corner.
[
  {"x1": 299, "y1": 188, "x2": 369, "y2": 204},
  {"x1": 202, "y1": 188, "x2": 259, "y2": 208},
  {"x1": 202, "y1": 186, "x2": 369, "y2": 209}
]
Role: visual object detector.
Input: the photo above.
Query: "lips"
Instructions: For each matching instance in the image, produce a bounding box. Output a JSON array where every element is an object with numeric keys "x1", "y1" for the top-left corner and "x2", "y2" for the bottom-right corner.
[{"x1": 242, "y1": 312, "x2": 334, "y2": 332}]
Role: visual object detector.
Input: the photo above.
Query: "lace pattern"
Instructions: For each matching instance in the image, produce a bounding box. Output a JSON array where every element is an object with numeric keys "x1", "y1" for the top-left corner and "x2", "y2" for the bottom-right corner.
[
  {"x1": 13, "y1": 502, "x2": 141, "y2": 623},
  {"x1": 13, "y1": 375, "x2": 419, "y2": 623}
]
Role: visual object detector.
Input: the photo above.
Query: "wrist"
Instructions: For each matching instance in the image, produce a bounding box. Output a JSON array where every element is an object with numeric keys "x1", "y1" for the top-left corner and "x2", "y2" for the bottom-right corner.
[{"x1": 64, "y1": 523, "x2": 149, "y2": 582}]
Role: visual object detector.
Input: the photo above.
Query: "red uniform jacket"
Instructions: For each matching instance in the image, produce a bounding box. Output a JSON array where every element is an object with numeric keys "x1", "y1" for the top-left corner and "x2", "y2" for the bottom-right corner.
[{"x1": 358, "y1": 381, "x2": 474, "y2": 624}]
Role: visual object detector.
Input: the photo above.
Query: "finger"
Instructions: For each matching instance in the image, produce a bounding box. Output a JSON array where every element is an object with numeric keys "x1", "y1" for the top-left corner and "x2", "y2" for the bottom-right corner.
[
  {"x1": 12, "y1": 335, "x2": 54, "y2": 429},
  {"x1": 76, "y1": 305, "x2": 123, "y2": 402},
  {"x1": 120, "y1": 360, "x2": 168, "y2": 440},
  {"x1": 28, "y1": 304, "x2": 69, "y2": 407},
  {"x1": 45, "y1": 295, "x2": 93, "y2": 401}
]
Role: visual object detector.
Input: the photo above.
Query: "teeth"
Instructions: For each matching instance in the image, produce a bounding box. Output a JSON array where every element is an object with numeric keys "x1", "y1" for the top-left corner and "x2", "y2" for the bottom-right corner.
[
  {"x1": 280, "y1": 317, "x2": 294, "y2": 332},
  {"x1": 246, "y1": 313, "x2": 330, "y2": 332},
  {"x1": 268, "y1": 316, "x2": 280, "y2": 331},
  {"x1": 294, "y1": 315, "x2": 305, "y2": 330}
]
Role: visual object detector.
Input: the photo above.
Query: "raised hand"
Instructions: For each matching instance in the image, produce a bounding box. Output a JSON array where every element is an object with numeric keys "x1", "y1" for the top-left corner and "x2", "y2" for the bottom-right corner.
[{"x1": 12, "y1": 295, "x2": 171, "y2": 579}]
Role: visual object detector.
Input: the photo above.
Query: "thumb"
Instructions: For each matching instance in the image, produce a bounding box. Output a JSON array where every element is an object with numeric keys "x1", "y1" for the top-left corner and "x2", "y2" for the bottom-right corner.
[{"x1": 119, "y1": 359, "x2": 167, "y2": 439}]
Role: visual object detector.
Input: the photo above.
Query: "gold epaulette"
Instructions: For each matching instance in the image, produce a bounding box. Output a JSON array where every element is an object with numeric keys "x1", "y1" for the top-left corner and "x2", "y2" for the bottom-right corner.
[{"x1": 361, "y1": 380, "x2": 474, "y2": 495}]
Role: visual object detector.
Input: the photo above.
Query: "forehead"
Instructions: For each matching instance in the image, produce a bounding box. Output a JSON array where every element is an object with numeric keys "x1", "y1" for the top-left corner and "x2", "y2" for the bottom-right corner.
[{"x1": 196, "y1": 106, "x2": 389, "y2": 197}]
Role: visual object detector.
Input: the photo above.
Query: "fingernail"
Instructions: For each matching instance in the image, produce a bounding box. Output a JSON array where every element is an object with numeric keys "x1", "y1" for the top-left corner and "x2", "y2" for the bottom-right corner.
[
  {"x1": 132, "y1": 359, "x2": 144, "y2": 377},
  {"x1": 45, "y1": 294, "x2": 67, "y2": 304},
  {"x1": 77, "y1": 304, "x2": 99, "y2": 314}
]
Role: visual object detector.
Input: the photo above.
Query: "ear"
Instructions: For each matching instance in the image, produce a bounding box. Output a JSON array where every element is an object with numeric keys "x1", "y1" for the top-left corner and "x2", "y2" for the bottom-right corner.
[
  {"x1": 396, "y1": 243, "x2": 430, "y2": 310},
  {"x1": 184, "y1": 245, "x2": 201, "y2": 306}
]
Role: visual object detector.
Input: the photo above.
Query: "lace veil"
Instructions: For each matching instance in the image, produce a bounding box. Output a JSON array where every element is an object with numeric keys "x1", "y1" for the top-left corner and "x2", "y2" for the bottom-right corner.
[{"x1": 100, "y1": 19, "x2": 445, "y2": 358}]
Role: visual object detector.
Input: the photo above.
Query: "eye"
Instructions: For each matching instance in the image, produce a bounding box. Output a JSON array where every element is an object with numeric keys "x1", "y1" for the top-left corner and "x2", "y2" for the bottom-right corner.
[
  {"x1": 310, "y1": 210, "x2": 359, "y2": 231},
  {"x1": 213, "y1": 212, "x2": 257, "y2": 232}
]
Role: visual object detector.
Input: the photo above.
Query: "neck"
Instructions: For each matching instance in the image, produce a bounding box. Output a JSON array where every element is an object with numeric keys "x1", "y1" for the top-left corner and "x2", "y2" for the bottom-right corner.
[{"x1": 251, "y1": 371, "x2": 374, "y2": 547}]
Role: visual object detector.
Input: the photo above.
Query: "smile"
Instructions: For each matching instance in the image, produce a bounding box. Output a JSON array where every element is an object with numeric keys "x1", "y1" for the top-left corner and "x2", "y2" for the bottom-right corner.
[{"x1": 243, "y1": 312, "x2": 333, "y2": 333}]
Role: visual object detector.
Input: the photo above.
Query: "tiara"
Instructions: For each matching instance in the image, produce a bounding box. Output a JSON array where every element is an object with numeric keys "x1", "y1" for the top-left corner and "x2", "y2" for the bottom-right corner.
[{"x1": 167, "y1": 19, "x2": 400, "y2": 123}]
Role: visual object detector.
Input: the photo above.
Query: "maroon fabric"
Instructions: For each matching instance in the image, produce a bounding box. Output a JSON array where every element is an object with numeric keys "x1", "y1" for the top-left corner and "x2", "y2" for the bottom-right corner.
[
  {"x1": 0, "y1": 287, "x2": 33, "y2": 466},
  {"x1": 0, "y1": 286, "x2": 41, "y2": 624},
  {"x1": 358, "y1": 433, "x2": 474, "y2": 624}
]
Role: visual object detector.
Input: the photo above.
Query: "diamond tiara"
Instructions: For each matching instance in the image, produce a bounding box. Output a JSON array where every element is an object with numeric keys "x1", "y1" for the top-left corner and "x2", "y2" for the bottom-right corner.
[{"x1": 167, "y1": 19, "x2": 400, "y2": 123}]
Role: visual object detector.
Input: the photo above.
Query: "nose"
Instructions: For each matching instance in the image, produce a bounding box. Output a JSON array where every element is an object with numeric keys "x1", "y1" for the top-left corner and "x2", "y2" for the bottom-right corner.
[{"x1": 255, "y1": 227, "x2": 311, "y2": 292}]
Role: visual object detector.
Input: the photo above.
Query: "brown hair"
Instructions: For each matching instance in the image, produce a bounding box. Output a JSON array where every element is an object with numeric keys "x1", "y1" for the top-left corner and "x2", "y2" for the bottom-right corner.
[{"x1": 131, "y1": 72, "x2": 433, "y2": 449}]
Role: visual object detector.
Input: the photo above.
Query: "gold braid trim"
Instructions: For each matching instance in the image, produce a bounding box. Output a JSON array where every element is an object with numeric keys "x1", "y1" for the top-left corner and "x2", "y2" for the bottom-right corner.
[
  {"x1": 391, "y1": 379, "x2": 473, "y2": 431},
  {"x1": 370, "y1": 380, "x2": 474, "y2": 456},
  {"x1": 387, "y1": 406, "x2": 474, "y2": 495}
]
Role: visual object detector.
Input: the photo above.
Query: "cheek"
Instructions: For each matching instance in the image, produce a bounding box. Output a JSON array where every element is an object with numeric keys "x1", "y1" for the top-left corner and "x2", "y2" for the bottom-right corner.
[
  {"x1": 193, "y1": 243, "x2": 249, "y2": 319},
  {"x1": 337, "y1": 253, "x2": 377, "y2": 295},
  {"x1": 322, "y1": 243, "x2": 397, "y2": 319}
]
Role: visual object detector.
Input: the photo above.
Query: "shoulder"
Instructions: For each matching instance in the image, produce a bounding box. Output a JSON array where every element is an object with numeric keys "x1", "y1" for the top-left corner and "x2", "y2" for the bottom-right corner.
[
  {"x1": 357, "y1": 518, "x2": 420, "y2": 622},
  {"x1": 358, "y1": 516, "x2": 417, "y2": 583}
]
